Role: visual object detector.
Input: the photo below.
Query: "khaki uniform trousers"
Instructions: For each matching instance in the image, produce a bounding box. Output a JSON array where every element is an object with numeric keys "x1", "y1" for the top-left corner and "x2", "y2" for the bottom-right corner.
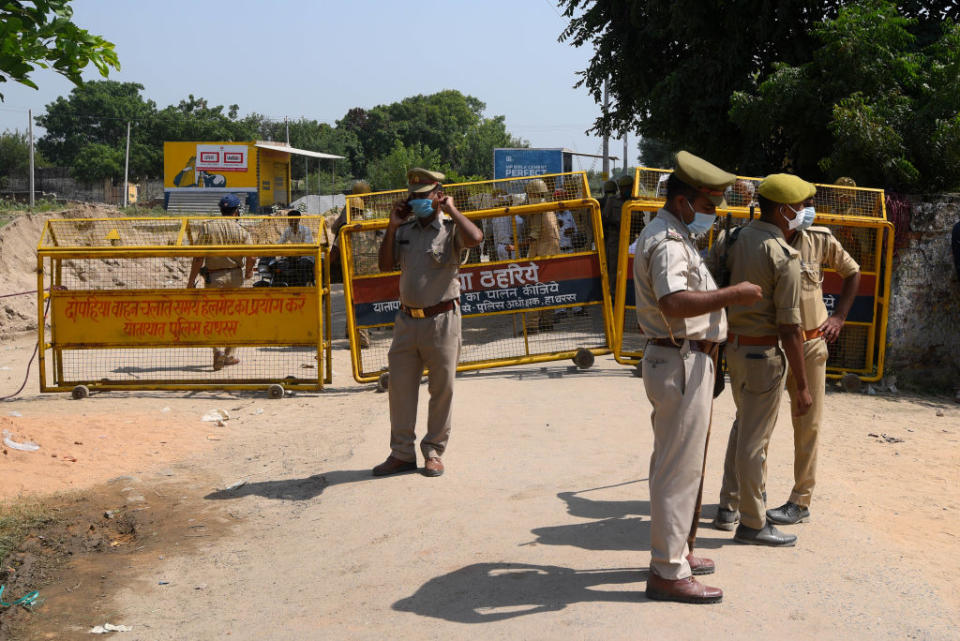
[
  {"x1": 718, "y1": 343, "x2": 787, "y2": 530},
  {"x1": 387, "y1": 306, "x2": 462, "y2": 463},
  {"x1": 208, "y1": 268, "x2": 242, "y2": 360},
  {"x1": 784, "y1": 337, "x2": 828, "y2": 507},
  {"x1": 525, "y1": 237, "x2": 559, "y2": 330},
  {"x1": 641, "y1": 343, "x2": 714, "y2": 580}
]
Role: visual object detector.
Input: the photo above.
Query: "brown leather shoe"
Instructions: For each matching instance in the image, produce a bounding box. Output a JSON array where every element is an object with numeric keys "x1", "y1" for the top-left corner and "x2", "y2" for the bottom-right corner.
[
  {"x1": 686, "y1": 554, "x2": 715, "y2": 576},
  {"x1": 423, "y1": 456, "x2": 444, "y2": 477},
  {"x1": 372, "y1": 455, "x2": 416, "y2": 477},
  {"x1": 645, "y1": 573, "x2": 722, "y2": 604}
]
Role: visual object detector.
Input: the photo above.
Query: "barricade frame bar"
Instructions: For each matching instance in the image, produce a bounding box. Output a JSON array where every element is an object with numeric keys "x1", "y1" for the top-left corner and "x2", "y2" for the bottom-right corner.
[
  {"x1": 36, "y1": 216, "x2": 333, "y2": 394},
  {"x1": 341, "y1": 188, "x2": 615, "y2": 383}
]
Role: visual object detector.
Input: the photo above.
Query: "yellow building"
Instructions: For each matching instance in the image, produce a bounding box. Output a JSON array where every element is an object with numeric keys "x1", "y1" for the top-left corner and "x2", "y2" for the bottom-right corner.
[{"x1": 163, "y1": 141, "x2": 343, "y2": 213}]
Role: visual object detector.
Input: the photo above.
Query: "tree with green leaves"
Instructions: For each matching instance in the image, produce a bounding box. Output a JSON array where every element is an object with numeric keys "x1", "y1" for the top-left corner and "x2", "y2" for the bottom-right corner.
[
  {"x1": 366, "y1": 141, "x2": 453, "y2": 191},
  {"x1": 559, "y1": 0, "x2": 960, "y2": 189},
  {"x1": 0, "y1": 0, "x2": 120, "y2": 100},
  {"x1": 36, "y1": 80, "x2": 156, "y2": 181},
  {"x1": 0, "y1": 129, "x2": 46, "y2": 185},
  {"x1": 730, "y1": 0, "x2": 960, "y2": 190}
]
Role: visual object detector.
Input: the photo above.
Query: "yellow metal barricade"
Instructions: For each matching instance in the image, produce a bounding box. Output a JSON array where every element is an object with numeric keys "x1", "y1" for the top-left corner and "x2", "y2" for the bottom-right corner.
[
  {"x1": 340, "y1": 172, "x2": 615, "y2": 383},
  {"x1": 613, "y1": 169, "x2": 894, "y2": 382},
  {"x1": 37, "y1": 216, "x2": 333, "y2": 395}
]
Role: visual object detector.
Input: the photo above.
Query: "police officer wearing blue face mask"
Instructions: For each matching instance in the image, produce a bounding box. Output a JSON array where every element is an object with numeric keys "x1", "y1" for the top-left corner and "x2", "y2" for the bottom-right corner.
[{"x1": 374, "y1": 168, "x2": 484, "y2": 478}]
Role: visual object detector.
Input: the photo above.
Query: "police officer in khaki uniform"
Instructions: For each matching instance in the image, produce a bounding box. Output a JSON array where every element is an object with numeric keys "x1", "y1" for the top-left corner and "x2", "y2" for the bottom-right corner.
[
  {"x1": 710, "y1": 174, "x2": 814, "y2": 546},
  {"x1": 765, "y1": 191, "x2": 861, "y2": 524},
  {"x1": 634, "y1": 151, "x2": 762, "y2": 604},
  {"x1": 372, "y1": 168, "x2": 483, "y2": 478},
  {"x1": 524, "y1": 179, "x2": 560, "y2": 333},
  {"x1": 602, "y1": 175, "x2": 632, "y2": 301},
  {"x1": 333, "y1": 181, "x2": 374, "y2": 348},
  {"x1": 187, "y1": 194, "x2": 255, "y2": 370}
]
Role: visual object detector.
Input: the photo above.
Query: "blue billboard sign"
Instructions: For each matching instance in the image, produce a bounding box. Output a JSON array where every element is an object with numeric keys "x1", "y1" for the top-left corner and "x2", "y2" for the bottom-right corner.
[{"x1": 493, "y1": 148, "x2": 569, "y2": 180}]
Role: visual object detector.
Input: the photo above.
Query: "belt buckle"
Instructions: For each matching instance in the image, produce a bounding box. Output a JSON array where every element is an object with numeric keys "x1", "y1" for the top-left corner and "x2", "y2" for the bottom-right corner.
[{"x1": 409, "y1": 307, "x2": 425, "y2": 319}]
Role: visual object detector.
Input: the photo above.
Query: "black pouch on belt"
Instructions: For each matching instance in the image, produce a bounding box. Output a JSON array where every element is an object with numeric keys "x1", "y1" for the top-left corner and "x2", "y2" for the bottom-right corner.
[{"x1": 712, "y1": 344, "x2": 726, "y2": 398}]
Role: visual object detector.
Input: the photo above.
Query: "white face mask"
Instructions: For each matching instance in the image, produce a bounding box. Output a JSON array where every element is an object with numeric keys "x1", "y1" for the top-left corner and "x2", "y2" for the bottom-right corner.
[
  {"x1": 798, "y1": 206, "x2": 816, "y2": 230},
  {"x1": 685, "y1": 200, "x2": 716, "y2": 237},
  {"x1": 781, "y1": 204, "x2": 804, "y2": 231}
]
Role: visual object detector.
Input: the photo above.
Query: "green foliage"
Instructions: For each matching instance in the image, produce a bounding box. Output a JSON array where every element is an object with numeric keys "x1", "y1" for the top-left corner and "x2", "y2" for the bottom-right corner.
[
  {"x1": 0, "y1": 129, "x2": 46, "y2": 182},
  {"x1": 560, "y1": 0, "x2": 960, "y2": 190},
  {"x1": 36, "y1": 81, "x2": 259, "y2": 182},
  {"x1": 70, "y1": 141, "x2": 122, "y2": 182},
  {"x1": 34, "y1": 82, "x2": 524, "y2": 187},
  {"x1": 0, "y1": 0, "x2": 120, "y2": 100},
  {"x1": 337, "y1": 90, "x2": 526, "y2": 181},
  {"x1": 730, "y1": 0, "x2": 960, "y2": 190},
  {"x1": 36, "y1": 81, "x2": 156, "y2": 181},
  {"x1": 366, "y1": 141, "x2": 451, "y2": 191}
]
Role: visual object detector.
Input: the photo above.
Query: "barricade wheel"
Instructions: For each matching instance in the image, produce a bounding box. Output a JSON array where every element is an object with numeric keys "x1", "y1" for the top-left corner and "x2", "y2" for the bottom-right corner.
[
  {"x1": 71, "y1": 385, "x2": 90, "y2": 400},
  {"x1": 840, "y1": 373, "x2": 862, "y2": 393},
  {"x1": 377, "y1": 372, "x2": 389, "y2": 392},
  {"x1": 572, "y1": 348, "x2": 595, "y2": 370},
  {"x1": 267, "y1": 384, "x2": 285, "y2": 399}
]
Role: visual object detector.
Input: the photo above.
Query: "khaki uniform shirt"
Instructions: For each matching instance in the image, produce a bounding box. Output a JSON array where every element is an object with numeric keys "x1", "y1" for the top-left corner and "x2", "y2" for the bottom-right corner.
[
  {"x1": 633, "y1": 208, "x2": 726, "y2": 341},
  {"x1": 197, "y1": 218, "x2": 251, "y2": 271},
  {"x1": 790, "y1": 226, "x2": 860, "y2": 331},
  {"x1": 710, "y1": 219, "x2": 801, "y2": 335},
  {"x1": 393, "y1": 215, "x2": 464, "y2": 309},
  {"x1": 528, "y1": 211, "x2": 560, "y2": 256}
]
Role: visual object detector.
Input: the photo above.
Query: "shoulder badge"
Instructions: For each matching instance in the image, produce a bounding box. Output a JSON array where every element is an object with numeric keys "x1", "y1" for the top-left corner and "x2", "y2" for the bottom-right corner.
[
  {"x1": 807, "y1": 225, "x2": 832, "y2": 234},
  {"x1": 665, "y1": 229, "x2": 684, "y2": 242}
]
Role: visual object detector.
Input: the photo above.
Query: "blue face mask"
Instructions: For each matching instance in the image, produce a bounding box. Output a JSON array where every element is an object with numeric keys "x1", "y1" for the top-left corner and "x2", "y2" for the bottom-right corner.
[
  {"x1": 685, "y1": 201, "x2": 716, "y2": 237},
  {"x1": 798, "y1": 206, "x2": 816, "y2": 230},
  {"x1": 409, "y1": 198, "x2": 435, "y2": 218}
]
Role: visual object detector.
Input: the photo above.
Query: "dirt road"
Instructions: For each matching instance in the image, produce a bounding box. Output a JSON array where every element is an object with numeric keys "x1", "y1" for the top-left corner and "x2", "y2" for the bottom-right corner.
[{"x1": 1, "y1": 288, "x2": 957, "y2": 640}]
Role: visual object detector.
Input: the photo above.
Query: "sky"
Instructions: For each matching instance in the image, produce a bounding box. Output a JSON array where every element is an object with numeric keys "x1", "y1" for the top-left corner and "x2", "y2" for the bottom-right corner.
[{"x1": 0, "y1": 0, "x2": 631, "y2": 173}]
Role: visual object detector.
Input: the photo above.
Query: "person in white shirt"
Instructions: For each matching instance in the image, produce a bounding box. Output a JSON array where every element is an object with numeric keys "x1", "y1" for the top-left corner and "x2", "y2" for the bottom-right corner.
[{"x1": 279, "y1": 209, "x2": 314, "y2": 244}]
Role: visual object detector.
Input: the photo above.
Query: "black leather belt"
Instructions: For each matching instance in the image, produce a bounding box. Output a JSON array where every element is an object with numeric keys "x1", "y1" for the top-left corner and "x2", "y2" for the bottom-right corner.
[
  {"x1": 401, "y1": 299, "x2": 457, "y2": 318},
  {"x1": 646, "y1": 338, "x2": 719, "y2": 357}
]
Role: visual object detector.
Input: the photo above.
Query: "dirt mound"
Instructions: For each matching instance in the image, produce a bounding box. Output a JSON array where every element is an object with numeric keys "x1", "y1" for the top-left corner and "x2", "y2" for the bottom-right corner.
[
  {"x1": 0, "y1": 204, "x2": 123, "y2": 337},
  {"x1": 0, "y1": 476, "x2": 232, "y2": 641}
]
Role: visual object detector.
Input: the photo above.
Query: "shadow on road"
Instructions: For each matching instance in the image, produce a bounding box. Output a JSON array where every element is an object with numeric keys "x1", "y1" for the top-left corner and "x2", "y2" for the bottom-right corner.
[
  {"x1": 525, "y1": 482, "x2": 731, "y2": 552},
  {"x1": 203, "y1": 469, "x2": 375, "y2": 501},
  {"x1": 393, "y1": 563, "x2": 647, "y2": 623}
]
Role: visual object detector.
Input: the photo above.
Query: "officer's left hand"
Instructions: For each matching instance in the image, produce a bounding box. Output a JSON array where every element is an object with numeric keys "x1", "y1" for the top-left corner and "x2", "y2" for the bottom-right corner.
[
  {"x1": 818, "y1": 315, "x2": 845, "y2": 343},
  {"x1": 439, "y1": 194, "x2": 456, "y2": 214},
  {"x1": 794, "y1": 388, "x2": 813, "y2": 417}
]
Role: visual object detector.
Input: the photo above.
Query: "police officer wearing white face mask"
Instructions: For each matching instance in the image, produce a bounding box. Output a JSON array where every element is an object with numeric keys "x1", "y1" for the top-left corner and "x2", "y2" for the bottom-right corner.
[
  {"x1": 763, "y1": 191, "x2": 861, "y2": 526},
  {"x1": 709, "y1": 173, "x2": 813, "y2": 547}
]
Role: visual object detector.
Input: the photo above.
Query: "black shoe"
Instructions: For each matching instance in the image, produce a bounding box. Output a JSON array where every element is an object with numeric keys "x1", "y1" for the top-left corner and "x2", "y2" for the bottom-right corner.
[
  {"x1": 734, "y1": 523, "x2": 797, "y2": 547},
  {"x1": 712, "y1": 507, "x2": 739, "y2": 531},
  {"x1": 766, "y1": 501, "x2": 810, "y2": 525}
]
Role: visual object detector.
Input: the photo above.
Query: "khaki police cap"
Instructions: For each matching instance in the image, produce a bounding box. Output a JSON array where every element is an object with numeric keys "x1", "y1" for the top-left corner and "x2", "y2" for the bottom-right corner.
[
  {"x1": 617, "y1": 174, "x2": 634, "y2": 189},
  {"x1": 525, "y1": 178, "x2": 548, "y2": 195},
  {"x1": 407, "y1": 168, "x2": 445, "y2": 194},
  {"x1": 351, "y1": 180, "x2": 371, "y2": 195},
  {"x1": 673, "y1": 150, "x2": 736, "y2": 206},
  {"x1": 834, "y1": 176, "x2": 857, "y2": 187},
  {"x1": 757, "y1": 173, "x2": 816, "y2": 205}
]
